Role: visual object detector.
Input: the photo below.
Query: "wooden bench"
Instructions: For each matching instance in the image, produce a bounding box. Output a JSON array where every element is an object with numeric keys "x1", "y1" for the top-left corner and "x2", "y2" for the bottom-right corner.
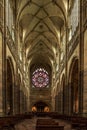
[
  {"x1": 0, "y1": 113, "x2": 33, "y2": 129},
  {"x1": 36, "y1": 118, "x2": 59, "y2": 125},
  {"x1": 36, "y1": 125, "x2": 64, "y2": 130},
  {"x1": 71, "y1": 117, "x2": 87, "y2": 129},
  {"x1": 42, "y1": 112, "x2": 87, "y2": 130},
  {"x1": 36, "y1": 118, "x2": 64, "y2": 130}
]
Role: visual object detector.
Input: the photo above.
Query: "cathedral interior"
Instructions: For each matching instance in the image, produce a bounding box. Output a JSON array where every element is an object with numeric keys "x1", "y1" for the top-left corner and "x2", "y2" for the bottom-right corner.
[{"x1": 0, "y1": 0, "x2": 87, "y2": 129}]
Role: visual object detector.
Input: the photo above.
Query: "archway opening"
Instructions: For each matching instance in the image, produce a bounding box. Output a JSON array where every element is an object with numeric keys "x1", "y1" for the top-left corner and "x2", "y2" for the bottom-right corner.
[
  {"x1": 6, "y1": 58, "x2": 14, "y2": 115},
  {"x1": 32, "y1": 101, "x2": 50, "y2": 112},
  {"x1": 71, "y1": 59, "x2": 79, "y2": 114}
]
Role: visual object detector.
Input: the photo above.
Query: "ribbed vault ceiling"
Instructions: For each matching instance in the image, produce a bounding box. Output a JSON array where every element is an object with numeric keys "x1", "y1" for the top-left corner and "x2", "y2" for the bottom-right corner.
[{"x1": 16, "y1": 0, "x2": 67, "y2": 68}]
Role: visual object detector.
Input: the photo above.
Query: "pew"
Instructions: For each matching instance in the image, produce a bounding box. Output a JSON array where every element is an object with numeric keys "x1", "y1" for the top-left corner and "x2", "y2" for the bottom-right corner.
[
  {"x1": 1, "y1": 112, "x2": 87, "y2": 130},
  {"x1": 71, "y1": 117, "x2": 87, "y2": 129},
  {"x1": 36, "y1": 118, "x2": 59, "y2": 125},
  {"x1": 36, "y1": 125, "x2": 64, "y2": 130},
  {"x1": 0, "y1": 113, "x2": 33, "y2": 130},
  {"x1": 36, "y1": 118, "x2": 64, "y2": 130},
  {"x1": 44, "y1": 112, "x2": 87, "y2": 129},
  {"x1": 51, "y1": 113, "x2": 87, "y2": 129}
]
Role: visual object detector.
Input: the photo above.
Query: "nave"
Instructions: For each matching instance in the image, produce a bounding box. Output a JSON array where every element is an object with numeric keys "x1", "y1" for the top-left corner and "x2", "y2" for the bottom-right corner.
[
  {"x1": 15, "y1": 117, "x2": 71, "y2": 130},
  {"x1": 0, "y1": 1, "x2": 87, "y2": 130},
  {"x1": 1, "y1": 113, "x2": 87, "y2": 130}
]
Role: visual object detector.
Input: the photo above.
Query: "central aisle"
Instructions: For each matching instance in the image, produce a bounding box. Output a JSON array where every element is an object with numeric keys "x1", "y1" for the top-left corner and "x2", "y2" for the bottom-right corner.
[
  {"x1": 15, "y1": 116, "x2": 72, "y2": 130},
  {"x1": 15, "y1": 117, "x2": 37, "y2": 130}
]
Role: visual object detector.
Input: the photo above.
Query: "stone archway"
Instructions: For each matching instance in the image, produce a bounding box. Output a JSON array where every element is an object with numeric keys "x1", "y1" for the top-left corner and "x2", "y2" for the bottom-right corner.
[
  {"x1": 6, "y1": 57, "x2": 14, "y2": 115},
  {"x1": 69, "y1": 58, "x2": 79, "y2": 114},
  {"x1": 32, "y1": 101, "x2": 50, "y2": 112}
]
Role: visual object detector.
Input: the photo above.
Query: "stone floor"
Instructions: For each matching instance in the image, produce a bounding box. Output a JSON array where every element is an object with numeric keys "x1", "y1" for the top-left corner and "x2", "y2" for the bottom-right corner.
[{"x1": 15, "y1": 116, "x2": 76, "y2": 130}]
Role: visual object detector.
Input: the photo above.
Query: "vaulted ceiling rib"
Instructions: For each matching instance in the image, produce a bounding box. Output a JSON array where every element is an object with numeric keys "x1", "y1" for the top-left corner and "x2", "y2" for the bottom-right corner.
[{"x1": 17, "y1": 0, "x2": 67, "y2": 68}]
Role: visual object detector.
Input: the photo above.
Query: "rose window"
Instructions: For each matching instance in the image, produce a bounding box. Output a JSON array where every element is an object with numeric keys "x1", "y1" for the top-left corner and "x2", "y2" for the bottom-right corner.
[{"x1": 32, "y1": 68, "x2": 49, "y2": 88}]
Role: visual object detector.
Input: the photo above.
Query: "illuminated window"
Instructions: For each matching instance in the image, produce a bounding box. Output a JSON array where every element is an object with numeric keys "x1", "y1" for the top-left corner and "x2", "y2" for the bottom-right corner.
[
  {"x1": 32, "y1": 106, "x2": 37, "y2": 112},
  {"x1": 32, "y1": 68, "x2": 49, "y2": 88},
  {"x1": 44, "y1": 106, "x2": 50, "y2": 112}
]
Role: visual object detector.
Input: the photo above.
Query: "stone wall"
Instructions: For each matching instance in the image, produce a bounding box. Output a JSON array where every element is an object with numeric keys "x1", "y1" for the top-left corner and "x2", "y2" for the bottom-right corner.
[
  {"x1": 55, "y1": 44, "x2": 80, "y2": 114},
  {"x1": 83, "y1": 29, "x2": 87, "y2": 113},
  {"x1": 0, "y1": 32, "x2": 3, "y2": 114},
  {"x1": 30, "y1": 88, "x2": 52, "y2": 111}
]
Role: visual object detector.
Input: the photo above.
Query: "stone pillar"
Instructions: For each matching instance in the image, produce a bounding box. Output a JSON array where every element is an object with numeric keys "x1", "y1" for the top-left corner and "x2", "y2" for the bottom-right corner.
[
  {"x1": 52, "y1": 96, "x2": 55, "y2": 111},
  {"x1": 68, "y1": 83, "x2": 72, "y2": 114},
  {"x1": 20, "y1": 90, "x2": 25, "y2": 113},
  {"x1": 55, "y1": 95, "x2": 58, "y2": 112},
  {"x1": 57, "y1": 92, "x2": 60, "y2": 113},
  {"x1": 20, "y1": 90, "x2": 22, "y2": 113},
  {"x1": 64, "y1": 85, "x2": 69, "y2": 114},
  {"x1": 83, "y1": 29, "x2": 87, "y2": 113},
  {"x1": 1, "y1": 0, "x2": 6, "y2": 115},
  {"x1": 0, "y1": 32, "x2": 3, "y2": 115},
  {"x1": 61, "y1": 90, "x2": 63, "y2": 114},
  {"x1": 57, "y1": 90, "x2": 63, "y2": 114},
  {"x1": 14, "y1": 85, "x2": 17, "y2": 114}
]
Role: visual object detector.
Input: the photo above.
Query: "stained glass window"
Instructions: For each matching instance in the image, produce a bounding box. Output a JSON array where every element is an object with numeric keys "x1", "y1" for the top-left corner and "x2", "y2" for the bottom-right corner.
[{"x1": 32, "y1": 68, "x2": 49, "y2": 88}]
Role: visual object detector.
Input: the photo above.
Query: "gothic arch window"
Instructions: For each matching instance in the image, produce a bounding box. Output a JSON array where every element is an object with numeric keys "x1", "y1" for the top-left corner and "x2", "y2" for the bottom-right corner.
[{"x1": 32, "y1": 68, "x2": 49, "y2": 88}]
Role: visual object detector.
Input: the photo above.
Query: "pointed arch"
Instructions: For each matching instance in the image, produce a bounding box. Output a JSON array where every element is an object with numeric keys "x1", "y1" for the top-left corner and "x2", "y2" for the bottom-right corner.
[
  {"x1": 68, "y1": 57, "x2": 79, "y2": 114},
  {"x1": 32, "y1": 100, "x2": 50, "y2": 112},
  {"x1": 6, "y1": 56, "x2": 15, "y2": 114}
]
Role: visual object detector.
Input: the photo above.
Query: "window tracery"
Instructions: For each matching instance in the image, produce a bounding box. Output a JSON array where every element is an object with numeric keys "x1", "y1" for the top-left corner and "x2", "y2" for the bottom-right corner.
[
  {"x1": 32, "y1": 68, "x2": 49, "y2": 88},
  {"x1": 6, "y1": 0, "x2": 15, "y2": 40},
  {"x1": 68, "y1": 0, "x2": 79, "y2": 41}
]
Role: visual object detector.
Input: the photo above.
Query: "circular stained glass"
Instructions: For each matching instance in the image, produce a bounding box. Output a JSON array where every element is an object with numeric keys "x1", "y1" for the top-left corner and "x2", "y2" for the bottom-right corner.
[{"x1": 32, "y1": 68, "x2": 49, "y2": 88}]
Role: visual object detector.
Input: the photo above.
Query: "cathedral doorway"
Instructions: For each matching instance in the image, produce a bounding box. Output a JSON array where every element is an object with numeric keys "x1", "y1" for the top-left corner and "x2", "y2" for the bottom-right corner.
[{"x1": 32, "y1": 101, "x2": 50, "y2": 112}]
